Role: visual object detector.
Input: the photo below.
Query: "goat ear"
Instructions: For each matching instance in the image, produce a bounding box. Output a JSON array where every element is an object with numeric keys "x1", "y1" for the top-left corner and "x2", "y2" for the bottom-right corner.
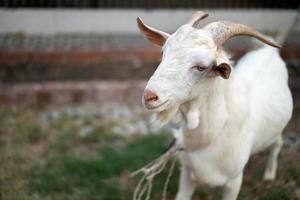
[
  {"x1": 213, "y1": 62, "x2": 231, "y2": 79},
  {"x1": 137, "y1": 17, "x2": 170, "y2": 46}
]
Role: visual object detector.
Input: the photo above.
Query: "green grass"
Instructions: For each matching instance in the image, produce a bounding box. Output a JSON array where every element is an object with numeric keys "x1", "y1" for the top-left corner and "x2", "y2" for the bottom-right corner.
[
  {"x1": 29, "y1": 134, "x2": 177, "y2": 200},
  {"x1": 0, "y1": 106, "x2": 299, "y2": 200},
  {"x1": 259, "y1": 186, "x2": 294, "y2": 200}
]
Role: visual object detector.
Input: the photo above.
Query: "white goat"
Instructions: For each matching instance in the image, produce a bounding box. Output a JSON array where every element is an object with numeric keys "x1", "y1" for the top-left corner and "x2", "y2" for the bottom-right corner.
[{"x1": 137, "y1": 11, "x2": 293, "y2": 200}]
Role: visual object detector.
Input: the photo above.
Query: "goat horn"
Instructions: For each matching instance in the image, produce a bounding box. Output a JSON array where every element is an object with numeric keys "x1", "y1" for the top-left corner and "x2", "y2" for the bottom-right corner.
[
  {"x1": 203, "y1": 21, "x2": 281, "y2": 48},
  {"x1": 187, "y1": 11, "x2": 209, "y2": 28}
]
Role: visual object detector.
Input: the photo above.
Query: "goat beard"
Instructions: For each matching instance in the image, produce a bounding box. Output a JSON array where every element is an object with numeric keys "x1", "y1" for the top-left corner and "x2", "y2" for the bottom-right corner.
[{"x1": 151, "y1": 105, "x2": 179, "y2": 128}]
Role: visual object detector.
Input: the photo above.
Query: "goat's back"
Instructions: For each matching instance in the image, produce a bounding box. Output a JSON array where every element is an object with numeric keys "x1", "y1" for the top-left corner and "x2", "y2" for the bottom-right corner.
[
  {"x1": 235, "y1": 47, "x2": 293, "y2": 153},
  {"x1": 235, "y1": 47, "x2": 287, "y2": 83}
]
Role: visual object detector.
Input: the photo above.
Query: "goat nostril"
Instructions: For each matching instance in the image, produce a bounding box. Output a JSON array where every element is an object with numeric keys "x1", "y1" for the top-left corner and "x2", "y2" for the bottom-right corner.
[
  {"x1": 144, "y1": 90, "x2": 159, "y2": 102},
  {"x1": 148, "y1": 96, "x2": 158, "y2": 102}
]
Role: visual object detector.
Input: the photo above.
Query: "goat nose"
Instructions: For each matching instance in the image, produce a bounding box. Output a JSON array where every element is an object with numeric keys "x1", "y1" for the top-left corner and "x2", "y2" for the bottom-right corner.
[{"x1": 143, "y1": 90, "x2": 159, "y2": 103}]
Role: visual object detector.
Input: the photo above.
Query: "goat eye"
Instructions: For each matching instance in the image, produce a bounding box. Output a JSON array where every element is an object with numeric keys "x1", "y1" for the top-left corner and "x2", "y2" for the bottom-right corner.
[{"x1": 191, "y1": 65, "x2": 206, "y2": 71}]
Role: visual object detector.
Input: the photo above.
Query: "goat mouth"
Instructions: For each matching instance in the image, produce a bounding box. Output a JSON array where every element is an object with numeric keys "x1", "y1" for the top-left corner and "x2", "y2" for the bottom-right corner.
[{"x1": 146, "y1": 100, "x2": 169, "y2": 111}]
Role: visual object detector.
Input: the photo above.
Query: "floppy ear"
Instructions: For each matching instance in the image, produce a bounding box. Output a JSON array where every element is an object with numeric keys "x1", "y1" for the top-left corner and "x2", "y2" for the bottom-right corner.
[
  {"x1": 213, "y1": 59, "x2": 232, "y2": 79},
  {"x1": 137, "y1": 17, "x2": 170, "y2": 46}
]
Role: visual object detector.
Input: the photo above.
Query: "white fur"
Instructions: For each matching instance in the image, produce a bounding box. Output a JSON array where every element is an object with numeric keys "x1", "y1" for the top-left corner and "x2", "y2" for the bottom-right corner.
[
  {"x1": 140, "y1": 21, "x2": 293, "y2": 200},
  {"x1": 186, "y1": 98, "x2": 200, "y2": 130}
]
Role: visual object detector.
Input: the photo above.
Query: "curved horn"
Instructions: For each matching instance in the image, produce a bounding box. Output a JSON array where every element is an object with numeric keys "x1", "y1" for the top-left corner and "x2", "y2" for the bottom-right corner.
[
  {"x1": 203, "y1": 21, "x2": 281, "y2": 48},
  {"x1": 187, "y1": 11, "x2": 209, "y2": 28}
]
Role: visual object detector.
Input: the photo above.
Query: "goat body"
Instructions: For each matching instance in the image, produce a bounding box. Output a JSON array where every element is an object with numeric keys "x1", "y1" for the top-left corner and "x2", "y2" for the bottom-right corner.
[
  {"x1": 176, "y1": 47, "x2": 292, "y2": 198},
  {"x1": 137, "y1": 12, "x2": 293, "y2": 200}
]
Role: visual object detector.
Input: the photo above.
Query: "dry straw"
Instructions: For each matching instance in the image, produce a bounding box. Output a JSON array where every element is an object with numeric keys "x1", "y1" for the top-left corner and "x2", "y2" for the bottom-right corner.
[{"x1": 131, "y1": 140, "x2": 182, "y2": 200}]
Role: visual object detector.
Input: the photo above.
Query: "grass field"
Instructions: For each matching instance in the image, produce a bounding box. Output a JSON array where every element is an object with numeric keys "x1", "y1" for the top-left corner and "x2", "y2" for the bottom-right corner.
[{"x1": 0, "y1": 106, "x2": 299, "y2": 200}]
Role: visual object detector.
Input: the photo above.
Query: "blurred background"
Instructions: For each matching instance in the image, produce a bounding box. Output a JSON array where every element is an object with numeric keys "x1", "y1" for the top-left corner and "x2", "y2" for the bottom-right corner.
[{"x1": 0, "y1": 1, "x2": 299, "y2": 200}]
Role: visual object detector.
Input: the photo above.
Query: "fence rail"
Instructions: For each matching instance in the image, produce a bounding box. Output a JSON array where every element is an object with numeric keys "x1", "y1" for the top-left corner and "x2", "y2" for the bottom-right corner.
[{"x1": 0, "y1": 0, "x2": 298, "y2": 9}]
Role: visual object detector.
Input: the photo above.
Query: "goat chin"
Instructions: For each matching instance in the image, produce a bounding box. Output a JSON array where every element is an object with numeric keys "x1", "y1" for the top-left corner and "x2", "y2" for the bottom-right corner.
[
  {"x1": 151, "y1": 105, "x2": 179, "y2": 128},
  {"x1": 150, "y1": 99, "x2": 201, "y2": 129}
]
